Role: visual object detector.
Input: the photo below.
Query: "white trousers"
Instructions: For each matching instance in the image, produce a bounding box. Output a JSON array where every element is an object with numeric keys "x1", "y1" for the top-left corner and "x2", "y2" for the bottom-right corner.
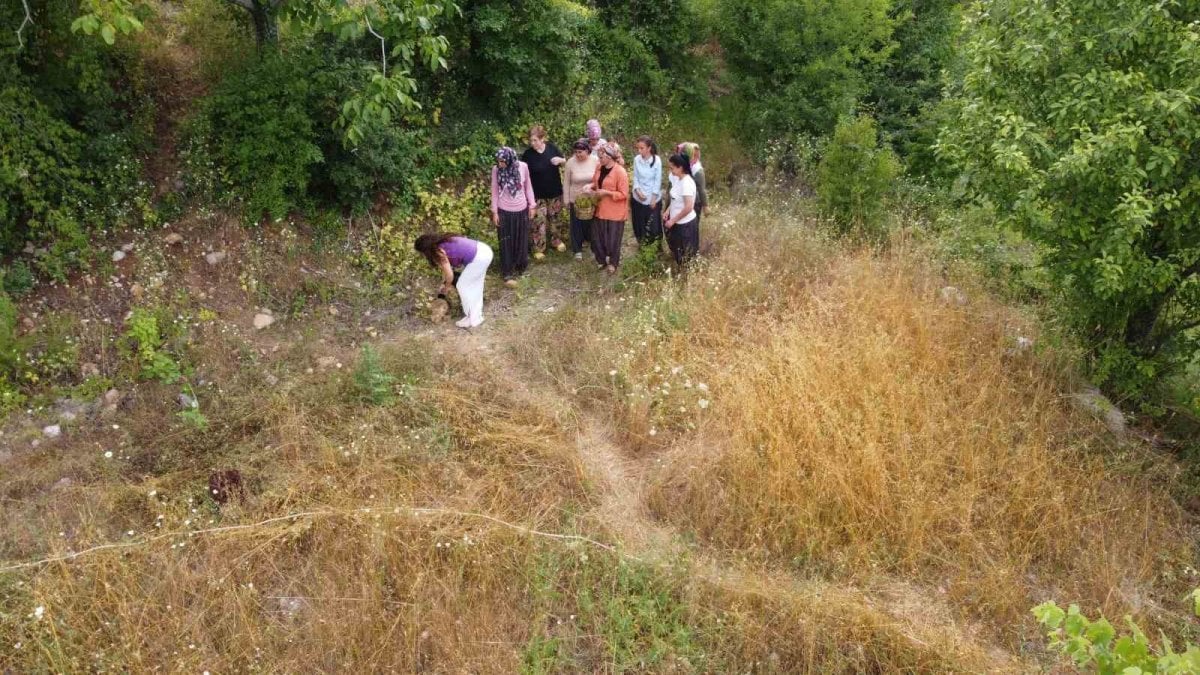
[{"x1": 456, "y1": 243, "x2": 493, "y2": 324}]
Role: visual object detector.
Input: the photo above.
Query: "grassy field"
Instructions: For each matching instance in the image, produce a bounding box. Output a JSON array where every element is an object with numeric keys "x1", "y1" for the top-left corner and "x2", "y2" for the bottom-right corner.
[{"x1": 0, "y1": 187, "x2": 1196, "y2": 672}]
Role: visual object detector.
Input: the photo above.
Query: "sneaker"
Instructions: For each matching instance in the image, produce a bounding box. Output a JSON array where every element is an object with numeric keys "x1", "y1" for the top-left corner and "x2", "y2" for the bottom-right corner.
[
  {"x1": 533, "y1": 251, "x2": 546, "y2": 260},
  {"x1": 605, "y1": 265, "x2": 617, "y2": 275},
  {"x1": 574, "y1": 253, "x2": 583, "y2": 261},
  {"x1": 455, "y1": 317, "x2": 472, "y2": 329}
]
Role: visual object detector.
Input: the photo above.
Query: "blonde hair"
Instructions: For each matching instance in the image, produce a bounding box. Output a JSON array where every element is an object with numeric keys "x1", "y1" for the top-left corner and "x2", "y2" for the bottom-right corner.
[{"x1": 529, "y1": 125, "x2": 547, "y2": 141}]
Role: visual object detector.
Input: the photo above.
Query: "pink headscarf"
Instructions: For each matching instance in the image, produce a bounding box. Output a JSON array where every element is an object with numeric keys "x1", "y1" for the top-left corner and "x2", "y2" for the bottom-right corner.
[{"x1": 586, "y1": 119, "x2": 602, "y2": 141}]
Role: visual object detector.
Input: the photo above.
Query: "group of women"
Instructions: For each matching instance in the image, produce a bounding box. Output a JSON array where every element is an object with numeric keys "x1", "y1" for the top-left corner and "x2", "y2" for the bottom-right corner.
[{"x1": 415, "y1": 119, "x2": 707, "y2": 329}]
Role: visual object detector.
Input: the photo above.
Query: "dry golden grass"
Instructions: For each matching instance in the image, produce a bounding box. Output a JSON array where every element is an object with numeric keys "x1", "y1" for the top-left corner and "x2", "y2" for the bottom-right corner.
[
  {"x1": 648, "y1": 250, "x2": 1185, "y2": 631},
  {"x1": 510, "y1": 194, "x2": 1194, "y2": 653}
]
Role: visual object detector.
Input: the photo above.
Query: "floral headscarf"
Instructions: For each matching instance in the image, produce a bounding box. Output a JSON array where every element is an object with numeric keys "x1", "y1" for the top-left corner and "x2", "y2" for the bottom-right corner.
[
  {"x1": 494, "y1": 147, "x2": 520, "y2": 196},
  {"x1": 586, "y1": 119, "x2": 602, "y2": 141},
  {"x1": 677, "y1": 142, "x2": 703, "y2": 172},
  {"x1": 601, "y1": 141, "x2": 625, "y2": 166}
]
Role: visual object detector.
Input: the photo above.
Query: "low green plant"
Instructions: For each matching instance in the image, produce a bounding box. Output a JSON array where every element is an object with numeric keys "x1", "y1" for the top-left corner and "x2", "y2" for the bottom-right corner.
[
  {"x1": 816, "y1": 114, "x2": 902, "y2": 238},
  {"x1": 177, "y1": 406, "x2": 209, "y2": 431},
  {"x1": 2, "y1": 261, "x2": 35, "y2": 296},
  {"x1": 123, "y1": 308, "x2": 182, "y2": 384},
  {"x1": 1033, "y1": 591, "x2": 1200, "y2": 674},
  {"x1": 353, "y1": 344, "x2": 396, "y2": 405}
]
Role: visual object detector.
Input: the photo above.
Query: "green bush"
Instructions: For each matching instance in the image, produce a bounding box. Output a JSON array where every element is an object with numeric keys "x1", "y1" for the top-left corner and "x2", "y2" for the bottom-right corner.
[
  {"x1": 716, "y1": 0, "x2": 896, "y2": 139},
  {"x1": 1033, "y1": 592, "x2": 1200, "y2": 673},
  {"x1": 1, "y1": 0, "x2": 153, "y2": 277},
  {"x1": 452, "y1": 0, "x2": 588, "y2": 119},
  {"x1": 186, "y1": 51, "x2": 323, "y2": 222},
  {"x1": 816, "y1": 115, "x2": 901, "y2": 236},
  {"x1": 590, "y1": 0, "x2": 708, "y2": 103}
]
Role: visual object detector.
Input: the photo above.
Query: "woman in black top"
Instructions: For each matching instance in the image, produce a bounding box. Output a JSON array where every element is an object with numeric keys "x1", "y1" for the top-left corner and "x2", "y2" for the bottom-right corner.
[{"x1": 521, "y1": 125, "x2": 567, "y2": 258}]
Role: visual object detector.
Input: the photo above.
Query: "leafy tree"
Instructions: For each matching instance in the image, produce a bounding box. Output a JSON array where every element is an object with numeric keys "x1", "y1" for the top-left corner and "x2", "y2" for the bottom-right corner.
[
  {"x1": 715, "y1": 0, "x2": 896, "y2": 138},
  {"x1": 65, "y1": 0, "x2": 457, "y2": 144},
  {"x1": 938, "y1": 0, "x2": 1200, "y2": 402}
]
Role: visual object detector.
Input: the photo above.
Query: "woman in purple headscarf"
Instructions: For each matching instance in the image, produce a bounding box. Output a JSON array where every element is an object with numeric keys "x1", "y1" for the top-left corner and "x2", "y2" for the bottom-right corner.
[
  {"x1": 585, "y1": 119, "x2": 606, "y2": 158},
  {"x1": 490, "y1": 147, "x2": 537, "y2": 287}
]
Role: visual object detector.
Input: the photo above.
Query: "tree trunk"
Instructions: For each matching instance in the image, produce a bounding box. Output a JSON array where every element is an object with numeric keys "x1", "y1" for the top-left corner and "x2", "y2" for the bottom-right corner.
[{"x1": 250, "y1": 0, "x2": 279, "y2": 49}]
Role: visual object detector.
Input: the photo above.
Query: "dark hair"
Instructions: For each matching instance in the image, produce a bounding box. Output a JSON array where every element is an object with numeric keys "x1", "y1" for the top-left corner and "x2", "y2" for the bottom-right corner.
[
  {"x1": 668, "y1": 153, "x2": 693, "y2": 177},
  {"x1": 414, "y1": 232, "x2": 458, "y2": 266},
  {"x1": 636, "y1": 135, "x2": 658, "y2": 167},
  {"x1": 572, "y1": 139, "x2": 590, "y2": 152}
]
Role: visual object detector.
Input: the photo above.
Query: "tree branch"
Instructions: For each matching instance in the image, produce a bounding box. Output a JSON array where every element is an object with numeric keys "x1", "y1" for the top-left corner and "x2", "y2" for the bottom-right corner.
[
  {"x1": 365, "y1": 14, "x2": 387, "y2": 77},
  {"x1": 16, "y1": 0, "x2": 33, "y2": 50}
]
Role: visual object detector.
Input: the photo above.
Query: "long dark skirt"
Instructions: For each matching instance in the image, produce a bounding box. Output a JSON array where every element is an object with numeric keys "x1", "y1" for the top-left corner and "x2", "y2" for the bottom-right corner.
[
  {"x1": 630, "y1": 200, "x2": 662, "y2": 245},
  {"x1": 591, "y1": 218, "x2": 625, "y2": 267},
  {"x1": 569, "y1": 205, "x2": 592, "y2": 254},
  {"x1": 666, "y1": 219, "x2": 699, "y2": 266},
  {"x1": 498, "y1": 208, "x2": 530, "y2": 279}
]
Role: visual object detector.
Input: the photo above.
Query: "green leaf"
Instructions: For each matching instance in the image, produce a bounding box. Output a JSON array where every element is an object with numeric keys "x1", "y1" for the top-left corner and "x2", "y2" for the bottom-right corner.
[
  {"x1": 100, "y1": 23, "x2": 116, "y2": 45},
  {"x1": 1033, "y1": 601, "x2": 1066, "y2": 629}
]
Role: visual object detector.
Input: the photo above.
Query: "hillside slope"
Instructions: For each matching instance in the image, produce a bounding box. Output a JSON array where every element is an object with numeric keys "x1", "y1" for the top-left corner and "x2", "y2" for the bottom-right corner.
[{"x1": 0, "y1": 194, "x2": 1193, "y2": 672}]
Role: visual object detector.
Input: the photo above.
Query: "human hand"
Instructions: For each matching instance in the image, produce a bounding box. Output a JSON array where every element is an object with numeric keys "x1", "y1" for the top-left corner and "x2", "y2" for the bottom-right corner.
[{"x1": 492, "y1": 212, "x2": 500, "y2": 227}]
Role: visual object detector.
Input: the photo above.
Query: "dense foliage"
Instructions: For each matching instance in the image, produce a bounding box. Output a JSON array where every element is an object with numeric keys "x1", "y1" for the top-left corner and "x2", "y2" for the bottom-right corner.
[
  {"x1": 2, "y1": 0, "x2": 153, "y2": 277},
  {"x1": 715, "y1": 0, "x2": 896, "y2": 138},
  {"x1": 939, "y1": 0, "x2": 1200, "y2": 404}
]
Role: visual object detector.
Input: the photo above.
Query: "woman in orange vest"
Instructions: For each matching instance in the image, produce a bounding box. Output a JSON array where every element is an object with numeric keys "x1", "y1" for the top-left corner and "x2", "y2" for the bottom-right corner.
[{"x1": 584, "y1": 142, "x2": 629, "y2": 274}]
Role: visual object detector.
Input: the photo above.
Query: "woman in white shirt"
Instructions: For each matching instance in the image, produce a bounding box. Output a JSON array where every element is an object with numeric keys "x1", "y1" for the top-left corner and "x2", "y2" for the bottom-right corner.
[{"x1": 663, "y1": 153, "x2": 699, "y2": 266}]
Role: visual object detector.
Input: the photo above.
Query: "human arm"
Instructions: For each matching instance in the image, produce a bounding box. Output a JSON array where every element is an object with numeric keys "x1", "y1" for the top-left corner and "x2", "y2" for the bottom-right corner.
[
  {"x1": 694, "y1": 169, "x2": 707, "y2": 212},
  {"x1": 435, "y1": 250, "x2": 455, "y2": 293},
  {"x1": 562, "y1": 159, "x2": 574, "y2": 204},
  {"x1": 490, "y1": 167, "x2": 500, "y2": 225},
  {"x1": 522, "y1": 163, "x2": 536, "y2": 217},
  {"x1": 550, "y1": 143, "x2": 565, "y2": 166},
  {"x1": 650, "y1": 159, "x2": 662, "y2": 208}
]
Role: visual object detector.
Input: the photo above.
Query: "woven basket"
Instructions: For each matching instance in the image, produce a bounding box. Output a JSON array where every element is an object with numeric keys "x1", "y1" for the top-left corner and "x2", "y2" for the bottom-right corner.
[{"x1": 574, "y1": 196, "x2": 596, "y2": 221}]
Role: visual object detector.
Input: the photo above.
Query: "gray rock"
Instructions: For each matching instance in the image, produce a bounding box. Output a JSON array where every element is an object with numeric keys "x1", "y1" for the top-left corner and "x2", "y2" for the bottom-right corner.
[
  {"x1": 54, "y1": 477, "x2": 73, "y2": 490},
  {"x1": 103, "y1": 389, "x2": 122, "y2": 406},
  {"x1": 264, "y1": 373, "x2": 279, "y2": 386},
  {"x1": 205, "y1": 251, "x2": 227, "y2": 265},
  {"x1": 112, "y1": 250, "x2": 127, "y2": 263},
  {"x1": 1072, "y1": 387, "x2": 1127, "y2": 439},
  {"x1": 938, "y1": 286, "x2": 968, "y2": 306},
  {"x1": 253, "y1": 313, "x2": 275, "y2": 330},
  {"x1": 80, "y1": 362, "x2": 101, "y2": 378},
  {"x1": 43, "y1": 425, "x2": 62, "y2": 438},
  {"x1": 164, "y1": 233, "x2": 184, "y2": 245},
  {"x1": 121, "y1": 243, "x2": 135, "y2": 253}
]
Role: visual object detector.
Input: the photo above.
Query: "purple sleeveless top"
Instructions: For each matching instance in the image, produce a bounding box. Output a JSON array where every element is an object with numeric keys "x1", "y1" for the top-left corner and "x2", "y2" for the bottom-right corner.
[{"x1": 439, "y1": 236, "x2": 477, "y2": 267}]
